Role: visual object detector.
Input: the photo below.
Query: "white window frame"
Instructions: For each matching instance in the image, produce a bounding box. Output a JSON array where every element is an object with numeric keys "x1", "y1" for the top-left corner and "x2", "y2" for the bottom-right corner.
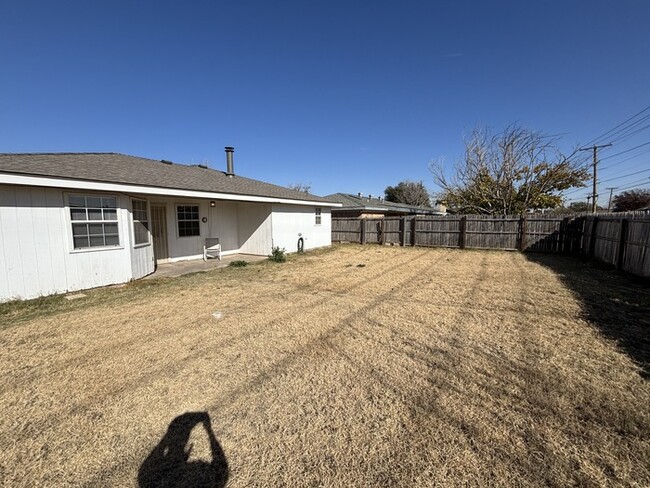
[
  {"x1": 67, "y1": 193, "x2": 121, "y2": 251},
  {"x1": 176, "y1": 203, "x2": 201, "y2": 238},
  {"x1": 315, "y1": 207, "x2": 322, "y2": 225},
  {"x1": 132, "y1": 198, "x2": 151, "y2": 247}
]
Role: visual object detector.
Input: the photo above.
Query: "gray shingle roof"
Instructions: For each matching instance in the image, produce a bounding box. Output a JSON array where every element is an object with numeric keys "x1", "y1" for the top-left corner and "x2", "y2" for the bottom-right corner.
[
  {"x1": 324, "y1": 193, "x2": 445, "y2": 214},
  {"x1": 0, "y1": 152, "x2": 334, "y2": 204}
]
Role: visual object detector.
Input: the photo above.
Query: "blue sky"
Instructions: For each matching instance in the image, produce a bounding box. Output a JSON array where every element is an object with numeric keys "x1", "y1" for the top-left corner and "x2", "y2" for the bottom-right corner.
[{"x1": 1, "y1": 1, "x2": 649, "y2": 203}]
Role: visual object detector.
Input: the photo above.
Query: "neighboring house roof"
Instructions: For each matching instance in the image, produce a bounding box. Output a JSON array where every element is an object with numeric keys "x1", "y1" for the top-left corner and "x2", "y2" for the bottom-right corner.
[
  {"x1": 324, "y1": 193, "x2": 446, "y2": 215},
  {"x1": 0, "y1": 152, "x2": 337, "y2": 205}
]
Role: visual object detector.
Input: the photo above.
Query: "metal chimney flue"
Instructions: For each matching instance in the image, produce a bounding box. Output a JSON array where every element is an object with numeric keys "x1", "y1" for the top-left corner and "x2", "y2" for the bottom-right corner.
[{"x1": 225, "y1": 146, "x2": 235, "y2": 177}]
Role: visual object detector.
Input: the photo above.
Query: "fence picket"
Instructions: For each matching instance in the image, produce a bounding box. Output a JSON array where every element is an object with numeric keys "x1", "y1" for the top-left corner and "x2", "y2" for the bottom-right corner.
[{"x1": 331, "y1": 212, "x2": 650, "y2": 278}]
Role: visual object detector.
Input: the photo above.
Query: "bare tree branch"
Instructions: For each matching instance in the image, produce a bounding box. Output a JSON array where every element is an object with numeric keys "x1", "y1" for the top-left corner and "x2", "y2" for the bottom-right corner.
[
  {"x1": 287, "y1": 183, "x2": 312, "y2": 194},
  {"x1": 429, "y1": 125, "x2": 589, "y2": 215}
]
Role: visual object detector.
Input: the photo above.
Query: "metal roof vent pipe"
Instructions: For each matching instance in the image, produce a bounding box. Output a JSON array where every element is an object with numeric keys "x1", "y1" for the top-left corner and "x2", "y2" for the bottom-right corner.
[{"x1": 225, "y1": 146, "x2": 235, "y2": 177}]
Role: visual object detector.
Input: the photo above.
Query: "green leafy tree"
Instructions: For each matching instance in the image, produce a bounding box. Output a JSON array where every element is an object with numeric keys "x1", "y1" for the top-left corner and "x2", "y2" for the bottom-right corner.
[
  {"x1": 430, "y1": 125, "x2": 589, "y2": 215},
  {"x1": 384, "y1": 180, "x2": 431, "y2": 206},
  {"x1": 612, "y1": 189, "x2": 650, "y2": 212}
]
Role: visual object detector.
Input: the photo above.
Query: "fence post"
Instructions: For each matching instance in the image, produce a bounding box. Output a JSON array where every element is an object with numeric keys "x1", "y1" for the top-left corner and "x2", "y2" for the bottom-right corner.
[
  {"x1": 380, "y1": 219, "x2": 386, "y2": 245},
  {"x1": 400, "y1": 217, "x2": 407, "y2": 247},
  {"x1": 411, "y1": 217, "x2": 417, "y2": 246},
  {"x1": 518, "y1": 215, "x2": 528, "y2": 252},
  {"x1": 588, "y1": 216, "x2": 599, "y2": 257},
  {"x1": 360, "y1": 219, "x2": 366, "y2": 245},
  {"x1": 459, "y1": 216, "x2": 467, "y2": 249},
  {"x1": 616, "y1": 218, "x2": 629, "y2": 271}
]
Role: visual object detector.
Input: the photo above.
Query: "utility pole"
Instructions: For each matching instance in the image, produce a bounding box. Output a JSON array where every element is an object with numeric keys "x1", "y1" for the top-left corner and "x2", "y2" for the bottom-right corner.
[
  {"x1": 580, "y1": 143, "x2": 612, "y2": 213},
  {"x1": 605, "y1": 187, "x2": 618, "y2": 212}
]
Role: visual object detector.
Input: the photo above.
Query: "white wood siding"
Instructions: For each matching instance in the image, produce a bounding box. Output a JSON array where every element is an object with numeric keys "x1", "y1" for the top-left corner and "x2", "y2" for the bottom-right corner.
[
  {"x1": 271, "y1": 204, "x2": 332, "y2": 252},
  {"x1": 160, "y1": 199, "x2": 207, "y2": 262},
  {"x1": 238, "y1": 202, "x2": 273, "y2": 255},
  {"x1": 0, "y1": 185, "x2": 332, "y2": 302},
  {"x1": 146, "y1": 198, "x2": 271, "y2": 261},
  {"x1": 0, "y1": 185, "x2": 134, "y2": 301},
  {"x1": 130, "y1": 241, "x2": 155, "y2": 279},
  {"x1": 151, "y1": 198, "x2": 238, "y2": 262},
  {"x1": 206, "y1": 200, "x2": 239, "y2": 253}
]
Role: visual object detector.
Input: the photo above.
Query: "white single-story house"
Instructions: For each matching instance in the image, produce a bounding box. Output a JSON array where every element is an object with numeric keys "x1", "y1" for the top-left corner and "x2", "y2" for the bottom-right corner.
[{"x1": 0, "y1": 148, "x2": 340, "y2": 302}]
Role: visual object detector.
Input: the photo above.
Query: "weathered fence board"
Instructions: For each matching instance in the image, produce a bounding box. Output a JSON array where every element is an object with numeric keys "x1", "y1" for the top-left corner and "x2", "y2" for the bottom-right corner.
[
  {"x1": 332, "y1": 218, "x2": 362, "y2": 243},
  {"x1": 331, "y1": 212, "x2": 650, "y2": 278},
  {"x1": 465, "y1": 218, "x2": 519, "y2": 250},
  {"x1": 624, "y1": 219, "x2": 650, "y2": 277},
  {"x1": 383, "y1": 218, "x2": 402, "y2": 245},
  {"x1": 363, "y1": 219, "x2": 382, "y2": 244},
  {"x1": 525, "y1": 218, "x2": 564, "y2": 253},
  {"x1": 414, "y1": 217, "x2": 462, "y2": 248},
  {"x1": 592, "y1": 218, "x2": 621, "y2": 266}
]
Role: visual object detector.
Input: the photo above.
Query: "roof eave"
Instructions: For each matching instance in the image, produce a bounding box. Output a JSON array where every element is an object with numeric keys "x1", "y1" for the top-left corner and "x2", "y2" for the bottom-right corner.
[{"x1": 0, "y1": 172, "x2": 342, "y2": 207}]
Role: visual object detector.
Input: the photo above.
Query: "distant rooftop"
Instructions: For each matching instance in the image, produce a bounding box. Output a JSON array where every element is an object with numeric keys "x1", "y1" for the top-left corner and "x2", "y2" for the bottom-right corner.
[{"x1": 324, "y1": 192, "x2": 446, "y2": 215}]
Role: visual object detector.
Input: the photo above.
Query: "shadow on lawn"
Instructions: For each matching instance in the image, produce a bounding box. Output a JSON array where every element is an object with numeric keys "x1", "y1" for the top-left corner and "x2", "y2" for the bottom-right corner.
[
  {"x1": 138, "y1": 412, "x2": 228, "y2": 488},
  {"x1": 525, "y1": 253, "x2": 650, "y2": 379}
]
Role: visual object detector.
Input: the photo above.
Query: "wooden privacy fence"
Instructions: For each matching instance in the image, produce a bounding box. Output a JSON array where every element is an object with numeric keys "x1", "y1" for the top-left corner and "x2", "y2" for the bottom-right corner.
[{"x1": 331, "y1": 214, "x2": 650, "y2": 278}]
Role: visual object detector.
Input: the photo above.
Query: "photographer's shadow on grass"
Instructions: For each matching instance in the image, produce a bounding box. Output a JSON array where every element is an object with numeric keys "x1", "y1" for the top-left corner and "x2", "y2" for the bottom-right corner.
[{"x1": 138, "y1": 412, "x2": 229, "y2": 488}]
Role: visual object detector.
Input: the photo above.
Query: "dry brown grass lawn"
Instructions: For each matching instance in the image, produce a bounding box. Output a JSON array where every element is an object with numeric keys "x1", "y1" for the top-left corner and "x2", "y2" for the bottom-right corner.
[{"x1": 0, "y1": 245, "x2": 648, "y2": 487}]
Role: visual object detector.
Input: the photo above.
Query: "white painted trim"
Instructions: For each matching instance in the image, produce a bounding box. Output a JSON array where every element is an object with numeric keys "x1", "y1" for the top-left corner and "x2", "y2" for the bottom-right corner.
[
  {"x1": 64, "y1": 191, "x2": 123, "y2": 252},
  {"x1": 0, "y1": 173, "x2": 342, "y2": 207}
]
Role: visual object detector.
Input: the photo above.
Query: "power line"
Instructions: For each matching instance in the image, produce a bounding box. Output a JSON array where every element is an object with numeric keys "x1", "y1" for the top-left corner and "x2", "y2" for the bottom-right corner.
[
  {"x1": 602, "y1": 113, "x2": 650, "y2": 144},
  {"x1": 562, "y1": 186, "x2": 592, "y2": 197},
  {"x1": 615, "y1": 177, "x2": 650, "y2": 192},
  {"x1": 535, "y1": 106, "x2": 650, "y2": 209},
  {"x1": 597, "y1": 167, "x2": 650, "y2": 184},
  {"x1": 605, "y1": 187, "x2": 617, "y2": 211},
  {"x1": 608, "y1": 119, "x2": 650, "y2": 145},
  {"x1": 600, "y1": 146, "x2": 650, "y2": 171},
  {"x1": 581, "y1": 178, "x2": 650, "y2": 199},
  {"x1": 582, "y1": 105, "x2": 650, "y2": 148},
  {"x1": 559, "y1": 165, "x2": 649, "y2": 198},
  {"x1": 605, "y1": 177, "x2": 649, "y2": 193},
  {"x1": 599, "y1": 140, "x2": 650, "y2": 161},
  {"x1": 579, "y1": 143, "x2": 611, "y2": 212},
  {"x1": 563, "y1": 176, "x2": 650, "y2": 203}
]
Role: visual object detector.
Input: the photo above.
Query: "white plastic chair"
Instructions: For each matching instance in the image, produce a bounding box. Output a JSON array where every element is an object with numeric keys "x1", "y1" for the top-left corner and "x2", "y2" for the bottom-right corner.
[{"x1": 203, "y1": 237, "x2": 222, "y2": 261}]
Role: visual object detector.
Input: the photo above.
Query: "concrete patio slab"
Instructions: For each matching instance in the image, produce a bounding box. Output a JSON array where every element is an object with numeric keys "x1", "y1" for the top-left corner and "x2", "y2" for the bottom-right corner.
[{"x1": 146, "y1": 254, "x2": 268, "y2": 279}]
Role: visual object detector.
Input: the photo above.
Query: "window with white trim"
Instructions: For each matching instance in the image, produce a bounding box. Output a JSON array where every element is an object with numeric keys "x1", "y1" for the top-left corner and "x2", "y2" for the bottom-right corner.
[
  {"x1": 132, "y1": 199, "x2": 150, "y2": 245},
  {"x1": 315, "y1": 207, "x2": 322, "y2": 225},
  {"x1": 177, "y1": 204, "x2": 200, "y2": 237},
  {"x1": 69, "y1": 195, "x2": 120, "y2": 249}
]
